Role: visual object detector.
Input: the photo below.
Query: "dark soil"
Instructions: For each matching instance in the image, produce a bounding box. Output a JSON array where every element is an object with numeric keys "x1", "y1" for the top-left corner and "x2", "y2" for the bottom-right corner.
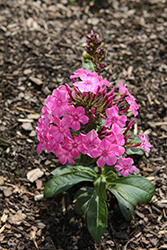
[{"x1": 0, "y1": 0, "x2": 167, "y2": 249}]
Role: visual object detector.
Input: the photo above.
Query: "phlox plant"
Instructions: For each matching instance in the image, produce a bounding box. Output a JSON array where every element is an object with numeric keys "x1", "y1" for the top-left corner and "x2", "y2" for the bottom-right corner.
[{"x1": 36, "y1": 31, "x2": 155, "y2": 243}]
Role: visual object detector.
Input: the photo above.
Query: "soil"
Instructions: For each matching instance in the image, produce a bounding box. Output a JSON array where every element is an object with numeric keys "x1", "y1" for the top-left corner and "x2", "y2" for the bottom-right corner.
[{"x1": 0, "y1": 0, "x2": 167, "y2": 249}]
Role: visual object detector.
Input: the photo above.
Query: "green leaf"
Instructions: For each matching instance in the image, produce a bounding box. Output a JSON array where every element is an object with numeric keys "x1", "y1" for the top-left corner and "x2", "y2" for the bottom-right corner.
[
  {"x1": 94, "y1": 175, "x2": 107, "y2": 201},
  {"x1": 107, "y1": 175, "x2": 155, "y2": 221},
  {"x1": 107, "y1": 187, "x2": 134, "y2": 221},
  {"x1": 44, "y1": 166, "x2": 96, "y2": 198},
  {"x1": 103, "y1": 165, "x2": 117, "y2": 183},
  {"x1": 84, "y1": 53, "x2": 95, "y2": 60},
  {"x1": 51, "y1": 164, "x2": 97, "y2": 178},
  {"x1": 126, "y1": 147, "x2": 144, "y2": 155},
  {"x1": 82, "y1": 58, "x2": 95, "y2": 72},
  {"x1": 85, "y1": 190, "x2": 108, "y2": 244},
  {"x1": 126, "y1": 132, "x2": 142, "y2": 144},
  {"x1": 70, "y1": 0, "x2": 76, "y2": 6},
  {"x1": 74, "y1": 187, "x2": 95, "y2": 215}
]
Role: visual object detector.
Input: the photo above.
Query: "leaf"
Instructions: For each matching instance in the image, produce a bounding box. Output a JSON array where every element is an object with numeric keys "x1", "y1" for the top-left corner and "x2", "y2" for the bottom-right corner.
[
  {"x1": 51, "y1": 164, "x2": 96, "y2": 178},
  {"x1": 74, "y1": 187, "x2": 95, "y2": 215},
  {"x1": 84, "y1": 53, "x2": 95, "y2": 60},
  {"x1": 107, "y1": 187, "x2": 134, "y2": 222},
  {"x1": 127, "y1": 132, "x2": 141, "y2": 144},
  {"x1": 103, "y1": 165, "x2": 117, "y2": 182},
  {"x1": 82, "y1": 58, "x2": 95, "y2": 72},
  {"x1": 85, "y1": 189, "x2": 108, "y2": 244},
  {"x1": 94, "y1": 175, "x2": 107, "y2": 200},
  {"x1": 126, "y1": 147, "x2": 144, "y2": 155},
  {"x1": 44, "y1": 166, "x2": 96, "y2": 198},
  {"x1": 107, "y1": 175, "x2": 155, "y2": 221}
]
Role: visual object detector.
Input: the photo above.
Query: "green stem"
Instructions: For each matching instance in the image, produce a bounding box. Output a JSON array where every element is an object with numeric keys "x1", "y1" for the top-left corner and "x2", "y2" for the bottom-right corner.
[{"x1": 98, "y1": 167, "x2": 102, "y2": 176}]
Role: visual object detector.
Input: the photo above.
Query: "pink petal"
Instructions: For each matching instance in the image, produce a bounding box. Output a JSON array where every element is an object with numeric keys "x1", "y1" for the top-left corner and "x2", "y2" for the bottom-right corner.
[
  {"x1": 114, "y1": 164, "x2": 123, "y2": 172},
  {"x1": 97, "y1": 156, "x2": 106, "y2": 168},
  {"x1": 71, "y1": 121, "x2": 80, "y2": 130},
  {"x1": 120, "y1": 169, "x2": 129, "y2": 177},
  {"x1": 79, "y1": 115, "x2": 89, "y2": 124}
]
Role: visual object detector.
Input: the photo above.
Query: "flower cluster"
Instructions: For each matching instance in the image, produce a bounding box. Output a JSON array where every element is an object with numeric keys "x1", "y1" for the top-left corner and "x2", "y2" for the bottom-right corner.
[{"x1": 36, "y1": 68, "x2": 152, "y2": 177}]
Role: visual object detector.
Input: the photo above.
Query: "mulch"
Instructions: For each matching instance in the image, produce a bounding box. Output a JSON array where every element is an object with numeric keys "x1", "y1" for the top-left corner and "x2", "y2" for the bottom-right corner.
[{"x1": 0, "y1": 0, "x2": 167, "y2": 249}]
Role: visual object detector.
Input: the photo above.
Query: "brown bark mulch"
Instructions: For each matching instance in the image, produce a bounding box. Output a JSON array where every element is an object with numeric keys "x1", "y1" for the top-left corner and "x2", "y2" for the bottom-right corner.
[{"x1": 0, "y1": 0, "x2": 167, "y2": 249}]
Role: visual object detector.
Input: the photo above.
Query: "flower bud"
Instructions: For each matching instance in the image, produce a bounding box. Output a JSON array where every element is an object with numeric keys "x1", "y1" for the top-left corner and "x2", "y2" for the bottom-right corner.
[{"x1": 90, "y1": 108, "x2": 95, "y2": 114}]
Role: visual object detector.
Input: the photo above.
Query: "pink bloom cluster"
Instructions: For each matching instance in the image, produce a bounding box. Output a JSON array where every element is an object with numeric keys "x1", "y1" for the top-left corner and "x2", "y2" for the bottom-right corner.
[{"x1": 36, "y1": 69, "x2": 152, "y2": 177}]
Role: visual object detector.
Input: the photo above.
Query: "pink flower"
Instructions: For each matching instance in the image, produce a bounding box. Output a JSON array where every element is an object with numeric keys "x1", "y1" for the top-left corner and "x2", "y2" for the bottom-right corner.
[
  {"x1": 70, "y1": 68, "x2": 91, "y2": 79},
  {"x1": 118, "y1": 83, "x2": 135, "y2": 99},
  {"x1": 66, "y1": 106, "x2": 89, "y2": 131},
  {"x1": 70, "y1": 69, "x2": 110, "y2": 94},
  {"x1": 105, "y1": 106, "x2": 127, "y2": 128},
  {"x1": 49, "y1": 117, "x2": 71, "y2": 143},
  {"x1": 138, "y1": 134, "x2": 152, "y2": 153},
  {"x1": 106, "y1": 132, "x2": 125, "y2": 156},
  {"x1": 41, "y1": 106, "x2": 53, "y2": 126},
  {"x1": 118, "y1": 83, "x2": 129, "y2": 95},
  {"x1": 92, "y1": 139, "x2": 117, "y2": 168},
  {"x1": 80, "y1": 129, "x2": 101, "y2": 157},
  {"x1": 36, "y1": 129, "x2": 57, "y2": 154},
  {"x1": 114, "y1": 158, "x2": 136, "y2": 177},
  {"x1": 44, "y1": 88, "x2": 69, "y2": 117},
  {"x1": 54, "y1": 145, "x2": 75, "y2": 165},
  {"x1": 97, "y1": 75, "x2": 110, "y2": 87},
  {"x1": 63, "y1": 136, "x2": 87, "y2": 158},
  {"x1": 125, "y1": 97, "x2": 139, "y2": 117},
  {"x1": 73, "y1": 73, "x2": 100, "y2": 94}
]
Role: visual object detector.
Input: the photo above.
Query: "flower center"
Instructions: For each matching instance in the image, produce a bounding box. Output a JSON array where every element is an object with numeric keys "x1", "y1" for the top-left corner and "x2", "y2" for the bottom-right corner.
[
  {"x1": 74, "y1": 116, "x2": 78, "y2": 120},
  {"x1": 85, "y1": 81, "x2": 92, "y2": 85},
  {"x1": 60, "y1": 127, "x2": 64, "y2": 132},
  {"x1": 57, "y1": 100, "x2": 61, "y2": 106}
]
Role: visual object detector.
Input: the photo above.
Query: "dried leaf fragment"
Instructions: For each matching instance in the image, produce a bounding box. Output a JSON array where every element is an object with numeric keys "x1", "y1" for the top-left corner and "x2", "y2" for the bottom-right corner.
[
  {"x1": 29, "y1": 76, "x2": 43, "y2": 85},
  {"x1": 21, "y1": 122, "x2": 33, "y2": 131},
  {"x1": 8, "y1": 212, "x2": 26, "y2": 225},
  {"x1": 3, "y1": 187, "x2": 13, "y2": 197},
  {"x1": 27, "y1": 168, "x2": 44, "y2": 183}
]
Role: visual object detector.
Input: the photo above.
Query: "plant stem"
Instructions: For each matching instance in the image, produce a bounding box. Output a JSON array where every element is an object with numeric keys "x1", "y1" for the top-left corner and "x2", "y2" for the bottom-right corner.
[{"x1": 98, "y1": 167, "x2": 102, "y2": 176}]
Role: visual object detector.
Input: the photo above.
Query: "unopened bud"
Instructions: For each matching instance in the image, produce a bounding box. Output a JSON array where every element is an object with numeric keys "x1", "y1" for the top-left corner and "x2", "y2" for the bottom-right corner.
[
  {"x1": 106, "y1": 87, "x2": 115, "y2": 97},
  {"x1": 128, "y1": 119, "x2": 135, "y2": 128},
  {"x1": 74, "y1": 86, "x2": 79, "y2": 93},
  {"x1": 90, "y1": 108, "x2": 95, "y2": 114},
  {"x1": 65, "y1": 83, "x2": 71, "y2": 92},
  {"x1": 125, "y1": 135, "x2": 132, "y2": 139},
  {"x1": 99, "y1": 86, "x2": 106, "y2": 95}
]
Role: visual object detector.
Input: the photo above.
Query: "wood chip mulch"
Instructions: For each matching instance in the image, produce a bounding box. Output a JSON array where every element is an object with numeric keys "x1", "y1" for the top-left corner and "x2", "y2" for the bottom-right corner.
[{"x1": 0, "y1": 0, "x2": 167, "y2": 249}]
